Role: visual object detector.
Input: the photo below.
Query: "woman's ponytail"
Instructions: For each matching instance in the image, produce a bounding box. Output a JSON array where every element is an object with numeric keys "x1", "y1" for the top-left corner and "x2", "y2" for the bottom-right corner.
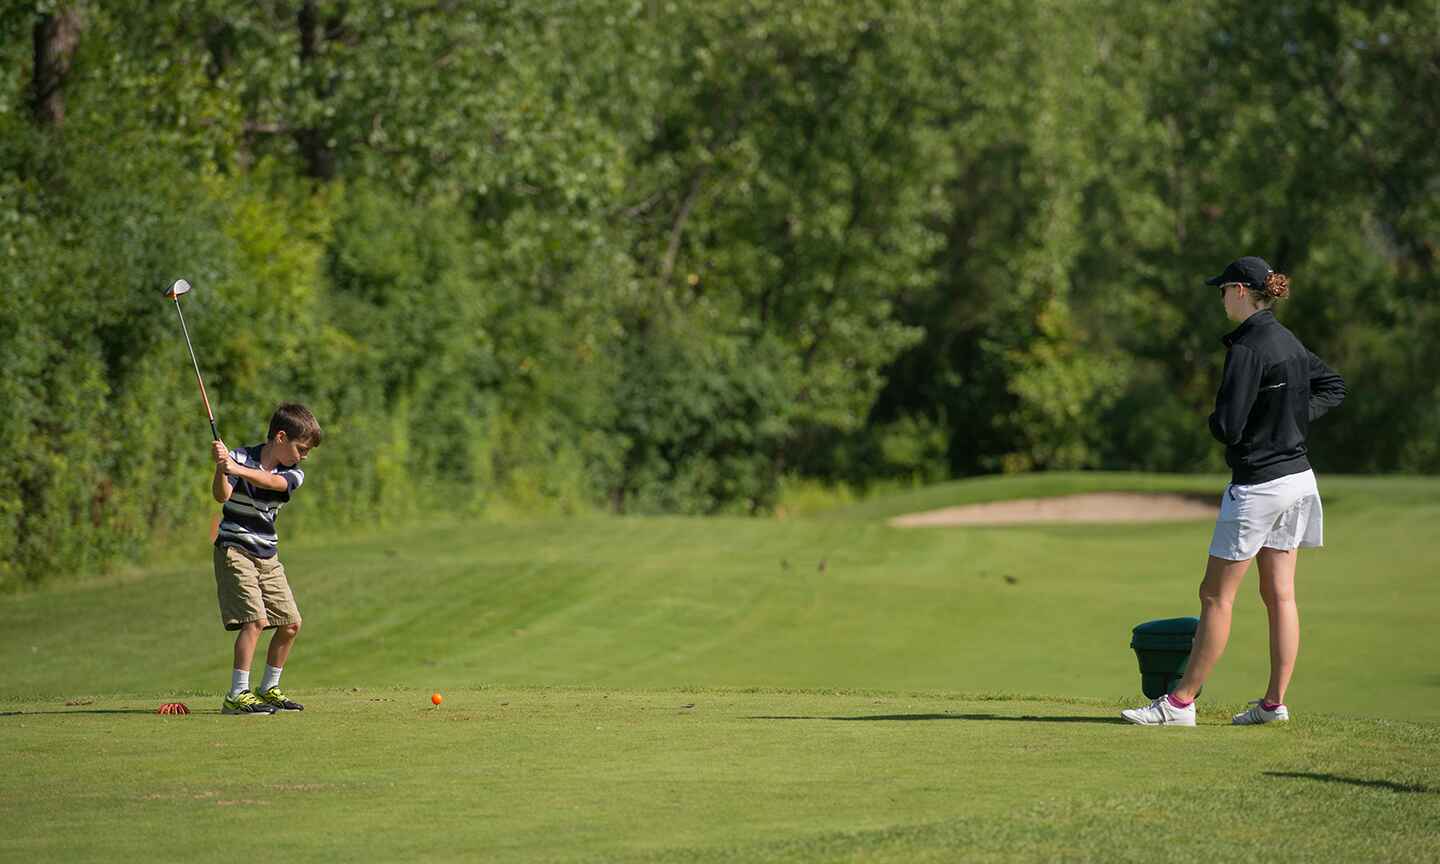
[{"x1": 1263, "y1": 271, "x2": 1291, "y2": 301}]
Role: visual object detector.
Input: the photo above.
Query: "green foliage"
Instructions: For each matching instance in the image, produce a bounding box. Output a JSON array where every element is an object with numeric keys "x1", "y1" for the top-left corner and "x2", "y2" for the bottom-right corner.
[{"x1": 2, "y1": 0, "x2": 1437, "y2": 586}]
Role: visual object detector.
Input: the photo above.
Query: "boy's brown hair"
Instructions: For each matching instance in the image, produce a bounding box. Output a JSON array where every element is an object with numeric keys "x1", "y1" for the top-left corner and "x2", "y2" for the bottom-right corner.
[{"x1": 268, "y1": 402, "x2": 323, "y2": 447}]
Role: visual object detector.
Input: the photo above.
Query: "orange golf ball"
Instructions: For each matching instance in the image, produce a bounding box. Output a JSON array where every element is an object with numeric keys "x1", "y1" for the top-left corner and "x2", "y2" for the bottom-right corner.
[{"x1": 431, "y1": 692, "x2": 443, "y2": 706}]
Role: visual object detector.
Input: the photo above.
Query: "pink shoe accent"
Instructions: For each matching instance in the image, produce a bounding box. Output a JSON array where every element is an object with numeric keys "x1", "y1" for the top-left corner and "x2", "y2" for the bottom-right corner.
[
  {"x1": 1167, "y1": 694, "x2": 1194, "y2": 709},
  {"x1": 1261, "y1": 701, "x2": 1283, "y2": 711}
]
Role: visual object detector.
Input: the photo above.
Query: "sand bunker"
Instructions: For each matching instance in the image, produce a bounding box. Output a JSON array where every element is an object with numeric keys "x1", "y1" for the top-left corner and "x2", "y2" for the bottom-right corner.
[{"x1": 889, "y1": 492, "x2": 1218, "y2": 527}]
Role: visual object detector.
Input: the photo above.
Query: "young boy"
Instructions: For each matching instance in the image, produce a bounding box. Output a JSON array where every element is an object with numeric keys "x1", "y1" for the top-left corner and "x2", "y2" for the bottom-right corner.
[{"x1": 211, "y1": 402, "x2": 322, "y2": 716}]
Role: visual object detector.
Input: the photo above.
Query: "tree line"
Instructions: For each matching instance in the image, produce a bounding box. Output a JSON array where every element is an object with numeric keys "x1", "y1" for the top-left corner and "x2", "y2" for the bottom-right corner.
[{"x1": 2, "y1": 0, "x2": 1436, "y2": 587}]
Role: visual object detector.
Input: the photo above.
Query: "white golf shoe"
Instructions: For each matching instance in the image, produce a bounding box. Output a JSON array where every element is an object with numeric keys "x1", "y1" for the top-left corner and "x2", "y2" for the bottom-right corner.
[
  {"x1": 1121, "y1": 695, "x2": 1196, "y2": 726},
  {"x1": 1232, "y1": 700, "x2": 1289, "y2": 725}
]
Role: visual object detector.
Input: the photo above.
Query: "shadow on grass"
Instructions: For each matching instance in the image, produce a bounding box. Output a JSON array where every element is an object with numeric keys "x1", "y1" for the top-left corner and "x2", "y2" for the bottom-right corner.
[
  {"x1": 0, "y1": 708, "x2": 216, "y2": 717},
  {"x1": 748, "y1": 713, "x2": 1127, "y2": 725},
  {"x1": 1264, "y1": 771, "x2": 1435, "y2": 794}
]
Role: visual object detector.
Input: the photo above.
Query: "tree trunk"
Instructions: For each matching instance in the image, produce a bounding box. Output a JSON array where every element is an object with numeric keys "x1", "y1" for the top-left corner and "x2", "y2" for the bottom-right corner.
[
  {"x1": 32, "y1": 7, "x2": 83, "y2": 128},
  {"x1": 294, "y1": 0, "x2": 337, "y2": 180}
]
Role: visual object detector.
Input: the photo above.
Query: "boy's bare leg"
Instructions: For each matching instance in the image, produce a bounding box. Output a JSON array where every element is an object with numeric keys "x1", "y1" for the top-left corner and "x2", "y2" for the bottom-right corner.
[
  {"x1": 1256, "y1": 547, "x2": 1300, "y2": 705},
  {"x1": 1171, "y1": 556, "x2": 1252, "y2": 703},
  {"x1": 265, "y1": 622, "x2": 301, "y2": 669},
  {"x1": 232, "y1": 620, "x2": 265, "y2": 672}
]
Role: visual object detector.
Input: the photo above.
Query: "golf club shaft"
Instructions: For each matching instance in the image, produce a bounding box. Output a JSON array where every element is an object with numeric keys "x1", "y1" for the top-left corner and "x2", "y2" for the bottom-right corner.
[{"x1": 172, "y1": 298, "x2": 219, "y2": 441}]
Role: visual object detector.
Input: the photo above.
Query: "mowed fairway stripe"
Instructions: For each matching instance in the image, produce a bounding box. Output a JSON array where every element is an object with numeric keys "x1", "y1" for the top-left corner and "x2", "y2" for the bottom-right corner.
[
  {"x1": 2, "y1": 688, "x2": 1437, "y2": 863},
  {"x1": 2, "y1": 475, "x2": 1439, "y2": 720}
]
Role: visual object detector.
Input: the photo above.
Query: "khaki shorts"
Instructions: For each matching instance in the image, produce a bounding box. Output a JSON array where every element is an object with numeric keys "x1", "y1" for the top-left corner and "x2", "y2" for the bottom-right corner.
[
  {"x1": 213, "y1": 544, "x2": 301, "y2": 631},
  {"x1": 1208, "y1": 469, "x2": 1324, "y2": 562}
]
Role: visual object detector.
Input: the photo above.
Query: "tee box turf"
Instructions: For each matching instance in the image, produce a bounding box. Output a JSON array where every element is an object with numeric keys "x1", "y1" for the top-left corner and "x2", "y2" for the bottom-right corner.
[{"x1": 1131, "y1": 616, "x2": 1200, "y2": 698}]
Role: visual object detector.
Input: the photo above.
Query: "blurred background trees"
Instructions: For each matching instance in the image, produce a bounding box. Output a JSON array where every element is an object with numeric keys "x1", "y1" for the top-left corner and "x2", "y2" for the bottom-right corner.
[{"x1": 2, "y1": 0, "x2": 1436, "y2": 586}]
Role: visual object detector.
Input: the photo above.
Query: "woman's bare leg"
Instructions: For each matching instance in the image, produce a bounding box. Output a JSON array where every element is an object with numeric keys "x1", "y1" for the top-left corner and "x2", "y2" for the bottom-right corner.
[
  {"x1": 1256, "y1": 547, "x2": 1299, "y2": 705},
  {"x1": 1171, "y1": 556, "x2": 1252, "y2": 703}
]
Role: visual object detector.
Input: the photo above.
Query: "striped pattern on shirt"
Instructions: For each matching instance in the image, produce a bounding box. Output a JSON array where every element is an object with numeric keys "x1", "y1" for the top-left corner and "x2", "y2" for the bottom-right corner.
[{"x1": 215, "y1": 443, "x2": 304, "y2": 559}]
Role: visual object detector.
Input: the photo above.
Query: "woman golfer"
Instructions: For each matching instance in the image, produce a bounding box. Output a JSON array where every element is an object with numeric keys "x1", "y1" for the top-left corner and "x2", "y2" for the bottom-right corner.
[{"x1": 1124, "y1": 256, "x2": 1346, "y2": 727}]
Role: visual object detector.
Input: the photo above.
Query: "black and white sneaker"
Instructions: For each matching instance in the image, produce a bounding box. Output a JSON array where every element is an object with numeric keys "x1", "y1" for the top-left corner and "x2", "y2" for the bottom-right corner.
[
  {"x1": 222, "y1": 691, "x2": 277, "y2": 715},
  {"x1": 256, "y1": 687, "x2": 304, "y2": 711}
]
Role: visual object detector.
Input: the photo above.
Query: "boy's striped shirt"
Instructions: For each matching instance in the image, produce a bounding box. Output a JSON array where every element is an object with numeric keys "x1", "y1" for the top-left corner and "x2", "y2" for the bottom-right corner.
[{"x1": 215, "y1": 443, "x2": 304, "y2": 559}]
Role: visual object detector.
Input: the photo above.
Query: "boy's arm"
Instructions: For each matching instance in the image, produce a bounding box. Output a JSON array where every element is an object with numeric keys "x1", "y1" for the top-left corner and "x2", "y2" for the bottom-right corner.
[
  {"x1": 212, "y1": 464, "x2": 232, "y2": 503},
  {"x1": 226, "y1": 462, "x2": 291, "y2": 493},
  {"x1": 212, "y1": 441, "x2": 233, "y2": 503},
  {"x1": 210, "y1": 440, "x2": 289, "y2": 495}
]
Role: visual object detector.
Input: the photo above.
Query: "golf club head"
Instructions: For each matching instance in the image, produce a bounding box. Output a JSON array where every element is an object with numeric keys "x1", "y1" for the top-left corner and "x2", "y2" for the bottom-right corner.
[{"x1": 165, "y1": 278, "x2": 192, "y2": 299}]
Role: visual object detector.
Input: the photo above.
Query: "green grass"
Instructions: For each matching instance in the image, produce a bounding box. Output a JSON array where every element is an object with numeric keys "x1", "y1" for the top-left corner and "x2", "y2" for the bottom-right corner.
[
  {"x1": 3, "y1": 688, "x2": 1438, "y2": 862},
  {"x1": 3, "y1": 472, "x2": 1439, "y2": 861}
]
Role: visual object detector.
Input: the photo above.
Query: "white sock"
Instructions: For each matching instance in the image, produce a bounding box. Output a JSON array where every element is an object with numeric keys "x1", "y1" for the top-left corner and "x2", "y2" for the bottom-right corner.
[
  {"x1": 259, "y1": 665, "x2": 283, "y2": 692},
  {"x1": 229, "y1": 668, "x2": 249, "y2": 696}
]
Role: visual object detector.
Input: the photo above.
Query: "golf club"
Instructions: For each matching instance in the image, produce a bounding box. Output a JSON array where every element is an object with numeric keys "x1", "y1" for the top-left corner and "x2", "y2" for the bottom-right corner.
[{"x1": 164, "y1": 278, "x2": 220, "y2": 441}]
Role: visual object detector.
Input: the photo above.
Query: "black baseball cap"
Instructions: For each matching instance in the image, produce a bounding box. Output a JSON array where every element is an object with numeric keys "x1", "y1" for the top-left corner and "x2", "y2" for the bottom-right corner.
[{"x1": 1205, "y1": 256, "x2": 1272, "y2": 289}]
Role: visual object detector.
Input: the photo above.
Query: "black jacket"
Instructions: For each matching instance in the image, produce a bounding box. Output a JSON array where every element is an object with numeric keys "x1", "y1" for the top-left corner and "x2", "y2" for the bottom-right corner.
[{"x1": 1209, "y1": 310, "x2": 1346, "y2": 485}]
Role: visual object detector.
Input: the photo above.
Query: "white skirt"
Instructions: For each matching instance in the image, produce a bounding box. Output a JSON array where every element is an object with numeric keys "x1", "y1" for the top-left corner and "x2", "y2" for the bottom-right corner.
[{"x1": 1208, "y1": 469, "x2": 1324, "y2": 561}]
